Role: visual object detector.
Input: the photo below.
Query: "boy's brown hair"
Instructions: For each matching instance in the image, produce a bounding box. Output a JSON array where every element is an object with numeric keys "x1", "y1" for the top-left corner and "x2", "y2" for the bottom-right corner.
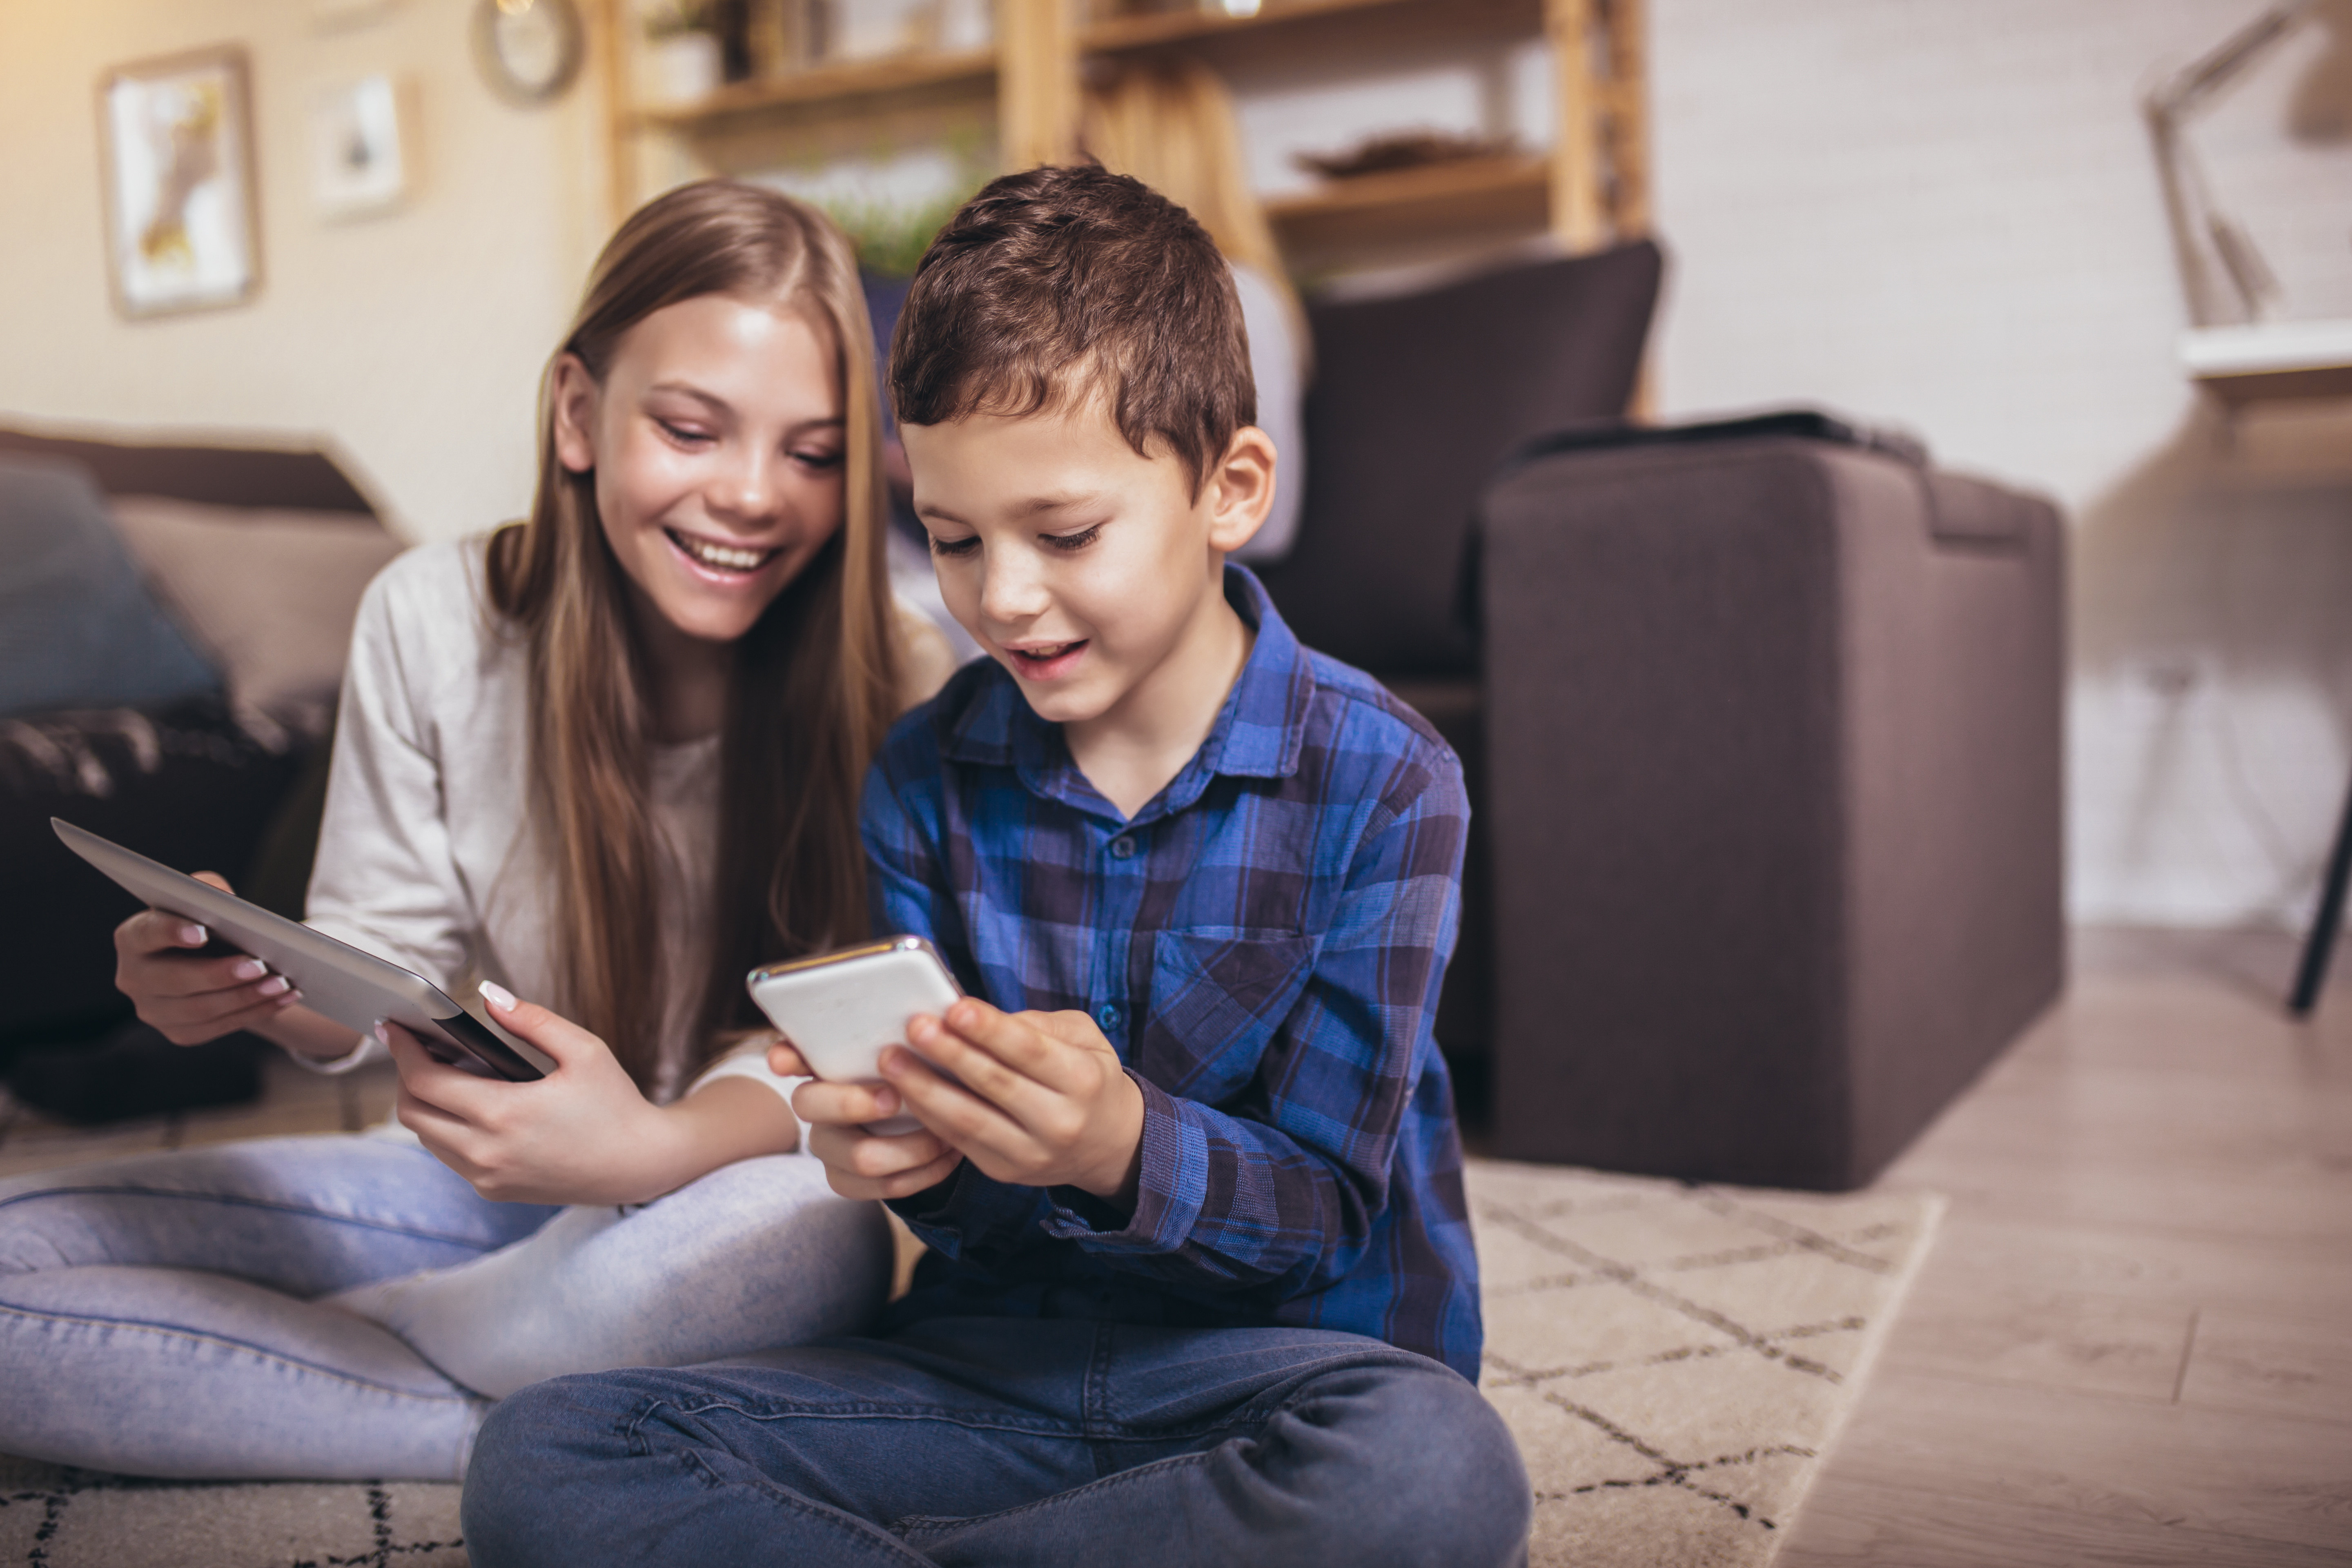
[{"x1": 888, "y1": 162, "x2": 1254, "y2": 497}]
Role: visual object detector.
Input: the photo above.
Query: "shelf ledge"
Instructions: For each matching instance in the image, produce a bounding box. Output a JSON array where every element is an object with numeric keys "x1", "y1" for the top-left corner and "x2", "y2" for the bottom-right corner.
[
  {"x1": 1265, "y1": 152, "x2": 1550, "y2": 220},
  {"x1": 629, "y1": 46, "x2": 998, "y2": 129}
]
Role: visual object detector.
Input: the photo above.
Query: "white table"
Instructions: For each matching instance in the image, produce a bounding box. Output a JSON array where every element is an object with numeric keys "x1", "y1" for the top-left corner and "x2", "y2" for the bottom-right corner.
[{"x1": 2182, "y1": 319, "x2": 2352, "y2": 1013}]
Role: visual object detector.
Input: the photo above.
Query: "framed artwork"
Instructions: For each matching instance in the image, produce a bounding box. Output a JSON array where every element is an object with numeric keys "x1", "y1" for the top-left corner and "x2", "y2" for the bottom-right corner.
[
  {"x1": 98, "y1": 45, "x2": 262, "y2": 318},
  {"x1": 310, "y1": 74, "x2": 410, "y2": 217}
]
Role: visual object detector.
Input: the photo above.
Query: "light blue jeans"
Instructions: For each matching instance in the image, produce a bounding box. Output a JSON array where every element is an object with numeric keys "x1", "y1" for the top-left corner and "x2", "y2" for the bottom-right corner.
[{"x1": 0, "y1": 1134, "x2": 893, "y2": 1481}]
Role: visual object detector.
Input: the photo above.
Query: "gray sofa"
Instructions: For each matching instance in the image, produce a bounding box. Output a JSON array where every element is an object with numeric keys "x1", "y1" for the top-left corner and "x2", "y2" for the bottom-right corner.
[
  {"x1": 1261, "y1": 247, "x2": 2064, "y2": 1190},
  {"x1": 1479, "y1": 431, "x2": 2064, "y2": 1189},
  {"x1": 0, "y1": 425, "x2": 396, "y2": 1119}
]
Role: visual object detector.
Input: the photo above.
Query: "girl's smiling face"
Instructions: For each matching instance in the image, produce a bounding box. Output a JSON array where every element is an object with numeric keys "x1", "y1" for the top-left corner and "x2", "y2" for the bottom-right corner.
[{"x1": 552, "y1": 292, "x2": 846, "y2": 648}]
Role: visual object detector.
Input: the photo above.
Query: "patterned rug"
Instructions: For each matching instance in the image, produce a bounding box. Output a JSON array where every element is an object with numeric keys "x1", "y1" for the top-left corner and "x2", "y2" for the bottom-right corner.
[
  {"x1": 0, "y1": 1160, "x2": 1938, "y2": 1568},
  {"x1": 1470, "y1": 1159, "x2": 1942, "y2": 1567}
]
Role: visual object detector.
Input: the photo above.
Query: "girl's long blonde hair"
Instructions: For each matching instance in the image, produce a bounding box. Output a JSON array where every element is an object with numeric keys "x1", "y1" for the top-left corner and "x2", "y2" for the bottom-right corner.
[
  {"x1": 1079, "y1": 57, "x2": 1307, "y2": 372},
  {"x1": 486, "y1": 179, "x2": 899, "y2": 1093}
]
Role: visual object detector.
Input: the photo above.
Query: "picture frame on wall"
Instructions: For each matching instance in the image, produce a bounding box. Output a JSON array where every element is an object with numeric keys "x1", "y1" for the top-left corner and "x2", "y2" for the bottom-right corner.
[
  {"x1": 310, "y1": 74, "x2": 410, "y2": 218},
  {"x1": 98, "y1": 45, "x2": 262, "y2": 318}
]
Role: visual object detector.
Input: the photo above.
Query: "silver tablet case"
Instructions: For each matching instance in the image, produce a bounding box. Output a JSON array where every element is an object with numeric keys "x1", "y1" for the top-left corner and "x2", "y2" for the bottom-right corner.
[{"x1": 52, "y1": 817, "x2": 548, "y2": 1081}]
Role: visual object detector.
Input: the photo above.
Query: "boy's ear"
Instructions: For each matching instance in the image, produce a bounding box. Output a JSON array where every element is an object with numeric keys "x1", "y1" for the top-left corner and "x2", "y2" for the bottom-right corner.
[
  {"x1": 1204, "y1": 425, "x2": 1277, "y2": 556},
  {"x1": 549, "y1": 354, "x2": 600, "y2": 476}
]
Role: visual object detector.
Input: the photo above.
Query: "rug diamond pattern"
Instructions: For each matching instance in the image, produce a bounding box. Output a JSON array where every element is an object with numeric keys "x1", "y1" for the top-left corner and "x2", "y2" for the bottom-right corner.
[{"x1": 1466, "y1": 1158, "x2": 1942, "y2": 1568}]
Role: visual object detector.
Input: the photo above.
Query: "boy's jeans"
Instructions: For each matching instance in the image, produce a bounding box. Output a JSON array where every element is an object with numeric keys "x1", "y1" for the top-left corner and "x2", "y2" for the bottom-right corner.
[{"x1": 463, "y1": 1316, "x2": 1532, "y2": 1568}]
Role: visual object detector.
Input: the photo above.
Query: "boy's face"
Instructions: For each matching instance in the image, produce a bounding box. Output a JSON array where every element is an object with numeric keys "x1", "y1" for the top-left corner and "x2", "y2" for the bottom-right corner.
[{"x1": 903, "y1": 398, "x2": 1272, "y2": 734}]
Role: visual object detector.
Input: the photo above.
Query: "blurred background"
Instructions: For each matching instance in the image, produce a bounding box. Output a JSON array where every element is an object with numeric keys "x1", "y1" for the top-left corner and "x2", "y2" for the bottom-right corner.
[{"x1": 2, "y1": 0, "x2": 2347, "y2": 938}]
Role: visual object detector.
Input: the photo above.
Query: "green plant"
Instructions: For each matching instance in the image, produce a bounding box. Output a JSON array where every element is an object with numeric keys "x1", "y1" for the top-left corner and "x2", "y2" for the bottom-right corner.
[
  {"x1": 810, "y1": 139, "x2": 993, "y2": 279},
  {"x1": 820, "y1": 185, "x2": 968, "y2": 278},
  {"x1": 641, "y1": 0, "x2": 712, "y2": 42}
]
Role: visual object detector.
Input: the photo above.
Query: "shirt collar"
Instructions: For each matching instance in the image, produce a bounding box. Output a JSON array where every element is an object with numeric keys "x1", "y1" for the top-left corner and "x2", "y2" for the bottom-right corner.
[{"x1": 938, "y1": 564, "x2": 1314, "y2": 816}]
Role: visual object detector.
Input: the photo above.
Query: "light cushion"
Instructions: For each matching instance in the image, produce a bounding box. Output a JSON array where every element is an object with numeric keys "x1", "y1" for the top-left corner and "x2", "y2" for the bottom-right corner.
[
  {"x1": 107, "y1": 494, "x2": 405, "y2": 745},
  {"x1": 0, "y1": 456, "x2": 220, "y2": 720}
]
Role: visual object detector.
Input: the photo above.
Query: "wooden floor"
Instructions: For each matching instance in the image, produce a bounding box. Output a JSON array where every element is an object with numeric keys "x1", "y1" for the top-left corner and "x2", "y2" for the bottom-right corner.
[
  {"x1": 1782, "y1": 928, "x2": 2352, "y2": 1567},
  {"x1": 1, "y1": 929, "x2": 2346, "y2": 1564},
  {"x1": 0, "y1": 1040, "x2": 398, "y2": 1181}
]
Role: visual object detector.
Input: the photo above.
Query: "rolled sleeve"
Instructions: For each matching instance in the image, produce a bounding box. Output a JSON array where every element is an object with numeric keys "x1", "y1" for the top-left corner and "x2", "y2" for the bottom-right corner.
[{"x1": 1037, "y1": 1073, "x2": 1208, "y2": 1253}]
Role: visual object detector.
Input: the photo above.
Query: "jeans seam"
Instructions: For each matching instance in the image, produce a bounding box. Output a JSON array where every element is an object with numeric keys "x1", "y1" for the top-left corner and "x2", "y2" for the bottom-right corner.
[
  {"x1": 1084, "y1": 1321, "x2": 1114, "y2": 1428},
  {"x1": 652, "y1": 1395, "x2": 1317, "y2": 1446},
  {"x1": 0, "y1": 1300, "x2": 479, "y2": 1404},
  {"x1": 655, "y1": 1399, "x2": 1091, "y2": 1439},
  {"x1": 673, "y1": 1448, "x2": 936, "y2": 1568},
  {"x1": 1216, "y1": 1346, "x2": 1455, "y2": 1426},
  {"x1": 624, "y1": 1347, "x2": 1441, "y2": 1446},
  {"x1": 895, "y1": 1448, "x2": 1217, "y2": 1539},
  {"x1": 893, "y1": 1366, "x2": 1407, "y2": 1542},
  {"x1": 0, "y1": 1185, "x2": 511, "y2": 1250},
  {"x1": 1085, "y1": 1321, "x2": 1117, "y2": 1472},
  {"x1": 630, "y1": 1393, "x2": 1348, "y2": 1446}
]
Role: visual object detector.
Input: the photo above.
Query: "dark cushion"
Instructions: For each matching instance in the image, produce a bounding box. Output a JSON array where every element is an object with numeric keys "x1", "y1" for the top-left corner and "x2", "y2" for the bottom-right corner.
[
  {"x1": 1258, "y1": 241, "x2": 1663, "y2": 677},
  {"x1": 0, "y1": 457, "x2": 219, "y2": 720},
  {"x1": 0, "y1": 426, "x2": 377, "y2": 514},
  {"x1": 0, "y1": 697, "x2": 303, "y2": 1049}
]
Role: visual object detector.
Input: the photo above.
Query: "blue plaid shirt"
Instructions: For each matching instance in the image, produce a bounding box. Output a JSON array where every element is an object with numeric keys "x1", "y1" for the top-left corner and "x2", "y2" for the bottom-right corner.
[{"x1": 865, "y1": 566, "x2": 1483, "y2": 1379}]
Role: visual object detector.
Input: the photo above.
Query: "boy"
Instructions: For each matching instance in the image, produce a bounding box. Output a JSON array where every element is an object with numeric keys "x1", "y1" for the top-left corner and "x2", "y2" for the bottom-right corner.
[{"x1": 463, "y1": 165, "x2": 1529, "y2": 1568}]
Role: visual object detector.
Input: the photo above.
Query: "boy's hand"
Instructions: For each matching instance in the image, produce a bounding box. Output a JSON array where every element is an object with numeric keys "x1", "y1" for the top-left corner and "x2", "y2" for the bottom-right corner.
[
  {"x1": 893, "y1": 1000, "x2": 1144, "y2": 1208},
  {"x1": 769, "y1": 1039, "x2": 965, "y2": 1202}
]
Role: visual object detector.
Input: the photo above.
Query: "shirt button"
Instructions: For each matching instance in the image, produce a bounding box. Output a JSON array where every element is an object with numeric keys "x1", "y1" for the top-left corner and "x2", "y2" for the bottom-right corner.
[
  {"x1": 1108, "y1": 835, "x2": 1136, "y2": 860},
  {"x1": 1096, "y1": 1003, "x2": 1123, "y2": 1032}
]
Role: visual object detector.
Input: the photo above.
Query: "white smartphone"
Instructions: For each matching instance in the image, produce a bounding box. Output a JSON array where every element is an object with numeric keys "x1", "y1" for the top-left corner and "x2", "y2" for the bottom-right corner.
[{"x1": 746, "y1": 936, "x2": 963, "y2": 1136}]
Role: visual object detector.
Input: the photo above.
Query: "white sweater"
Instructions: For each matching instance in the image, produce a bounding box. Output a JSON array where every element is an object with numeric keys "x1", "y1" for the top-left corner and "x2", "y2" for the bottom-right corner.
[{"x1": 300, "y1": 537, "x2": 954, "y2": 1109}]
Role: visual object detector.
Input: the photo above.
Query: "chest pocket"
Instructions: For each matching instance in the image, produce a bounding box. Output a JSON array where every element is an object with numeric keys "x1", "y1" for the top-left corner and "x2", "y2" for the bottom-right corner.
[{"x1": 1136, "y1": 929, "x2": 1321, "y2": 1106}]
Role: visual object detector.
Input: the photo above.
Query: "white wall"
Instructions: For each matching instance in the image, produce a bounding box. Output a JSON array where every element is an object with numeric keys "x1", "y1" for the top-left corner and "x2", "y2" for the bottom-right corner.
[
  {"x1": 0, "y1": 0, "x2": 609, "y2": 543},
  {"x1": 1645, "y1": 0, "x2": 2352, "y2": 929},
  {"x1": 6, "y1": 0, "x2": 2347, "y2": 929}
]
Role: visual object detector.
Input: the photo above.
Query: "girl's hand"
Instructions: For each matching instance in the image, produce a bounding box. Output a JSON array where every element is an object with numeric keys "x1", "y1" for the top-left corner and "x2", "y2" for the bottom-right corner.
[
  {"x1": 112, "y1": 872, "x2": 301, "y2": 1044},
  {"x1": 385, "y1": 982, "x2": 694, "y2": 1206},
  {"x1": 768, "y1": 1038, "x2": 964, "y2": 1202}
]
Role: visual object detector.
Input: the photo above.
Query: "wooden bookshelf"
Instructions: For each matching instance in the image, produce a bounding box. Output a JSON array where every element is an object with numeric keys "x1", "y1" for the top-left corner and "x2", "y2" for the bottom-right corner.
[
  {"x1": 1267, "y1": 153, "x2": 1550, "y2": 256},
  {"x1": 596, "y1": 0, "x2": 1648, "y2": 269},
  {"x1": 1080, "y1": 0, "x2": 1430, "y2": 53},
  {"x1": 630, "y1": 46, "x2": 997, "y2": 130}
]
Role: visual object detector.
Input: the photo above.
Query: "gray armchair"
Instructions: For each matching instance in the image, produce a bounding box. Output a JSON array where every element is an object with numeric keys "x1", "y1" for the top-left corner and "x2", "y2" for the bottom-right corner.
[
  {"x1": 1479, "y1": 430, "x2": 2064, "y2": 1189},
  {"x1": 1261, "y1": 247, "x2": 2065, "y2": 1190}
]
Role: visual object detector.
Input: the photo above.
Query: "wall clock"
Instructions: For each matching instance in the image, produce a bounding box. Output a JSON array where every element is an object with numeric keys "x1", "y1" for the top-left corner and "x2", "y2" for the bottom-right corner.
[{"x1": 473, "y1": 0, "x2": 584, "y2": 105}]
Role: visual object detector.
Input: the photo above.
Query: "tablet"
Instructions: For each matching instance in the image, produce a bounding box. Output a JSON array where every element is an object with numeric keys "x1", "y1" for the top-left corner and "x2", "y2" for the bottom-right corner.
[{"x1": 52, "y1": 817, "x2": 548, "y2": 1081}]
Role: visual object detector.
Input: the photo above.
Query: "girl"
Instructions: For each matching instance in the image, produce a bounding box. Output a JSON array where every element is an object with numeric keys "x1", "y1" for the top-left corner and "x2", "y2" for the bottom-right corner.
[{"x1": 0, "y1": 181, "x2": 951, "y2": 1480}]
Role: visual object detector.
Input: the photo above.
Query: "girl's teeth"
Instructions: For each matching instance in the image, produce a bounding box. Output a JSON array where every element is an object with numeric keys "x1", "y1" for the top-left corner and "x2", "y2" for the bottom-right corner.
[{"x1": 675, "y1": 533, "x2": 768, "y2": 571}]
